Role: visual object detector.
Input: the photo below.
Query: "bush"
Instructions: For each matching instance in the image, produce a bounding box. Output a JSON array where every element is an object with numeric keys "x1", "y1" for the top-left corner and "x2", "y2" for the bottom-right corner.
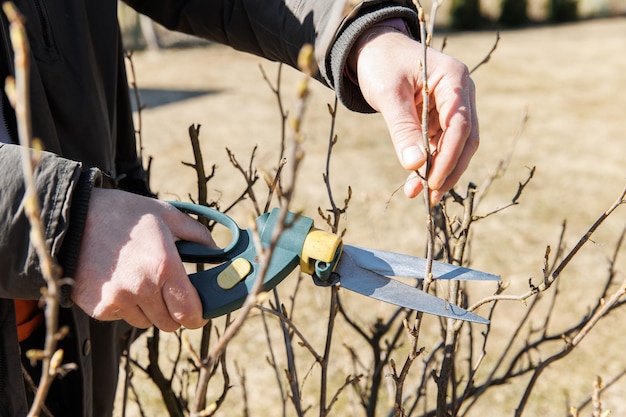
[
  {"x1": 449, "y1": 0, "x2": 485, "y2": 30},
  {"x1": 548, "y1": 0, "x2": 579, "y2": 22},
  {"x1": 499, "y1": 0, "x2": 529, "y2": 27}
]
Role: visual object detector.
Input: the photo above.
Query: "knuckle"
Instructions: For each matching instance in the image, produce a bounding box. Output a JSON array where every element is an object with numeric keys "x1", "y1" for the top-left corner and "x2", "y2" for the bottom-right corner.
[
  {"x1": 157, "y1": 321, "x2": 180, "y2": 333},
  {"x1": 162, "y1": 281, "x2": 204, "y2": 328},
  {"x1": 132, "y1": 317, "x2": 153, "y2": 329}
]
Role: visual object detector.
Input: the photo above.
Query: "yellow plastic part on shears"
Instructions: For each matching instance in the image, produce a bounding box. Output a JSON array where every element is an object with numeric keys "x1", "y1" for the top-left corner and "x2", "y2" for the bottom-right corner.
[
  {"x1": 299, "y1": 229, "x2": 343, "y2": 276},
  {"x1": 217, "y1": 258, "x2": 252, "y2": 290}
]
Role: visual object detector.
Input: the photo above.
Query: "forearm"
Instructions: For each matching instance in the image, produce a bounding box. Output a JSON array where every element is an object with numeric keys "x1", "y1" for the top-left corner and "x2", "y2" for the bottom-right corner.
[
  {"x1": 125, "y1": 0, "x2": 344, "y2": 83},
  {"x1": 123, "y1": 0, "x2": 418, "y2": 104},
  {"x1": 0, "y1": 143, "x2": 99, "y2": 299}
]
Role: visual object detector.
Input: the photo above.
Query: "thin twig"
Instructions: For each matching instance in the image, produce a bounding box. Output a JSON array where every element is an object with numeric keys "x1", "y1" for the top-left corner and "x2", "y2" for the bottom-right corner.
[
  {"x1": 514, "y1": 277, "x2": 626, "y2": 416},
  {"x1": 320, "y1": 286, "x2": 339, "y2": 417},
  {"x1": 3, "y1": 5, "x2": 73, "y2": 416},
  {"x1": 473, "y1": 108, "x2": 528, "y2": 208},
  {"x1": 469, "y1": 186, "x2": 626, "y2": 311},
  {"x1": 460, "y1": 220, "x2": 626, "y2": 416},
  {"x1": 415, "y1": 0, "x2": 435, "y2": 288},
  {"x1": 190, "y1": 216, "x2": 271, "y2": 416},
  {"x1": 264, "y1": 157, "x2": 287, "y2": 215},
  {"x1": 259, "y1": 63, "x2": 288, "y2": 163},
  {"x1": 469, "y1": 32, "x2": 501, "y2": 75},
  {"x1": 320, "y1": 97, "x2": 351, "y2": 234},
  {"x1": 256, "y1": 305, "x2": 322, "y2": 362},
  {"x1": 428, "y1": 0, "x2": 443, "y2": 36},
  {"x1": 574, "y1": 370, "x2": 626, "y2": 414},
  {"x1": 226, "y1": 146, "x2": 260, "y2": 216},
  {"x1": 260, "y1": 311, "x2": 288, "y2": 417},
  {"x1": 473, "y1": 166, "x2": 535, "y2": 221},
  {"x1": 389, "y1": 2, "x2": 437, "y2": 416},
  {"x1": 125, "y1": 50, "x2": 146, "y2": 162}
]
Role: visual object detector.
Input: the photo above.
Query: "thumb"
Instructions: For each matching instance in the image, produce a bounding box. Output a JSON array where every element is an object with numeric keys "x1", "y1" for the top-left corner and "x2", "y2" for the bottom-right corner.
[{"x1": 163, "y1": 203, "x2": 216, "y2": 247}]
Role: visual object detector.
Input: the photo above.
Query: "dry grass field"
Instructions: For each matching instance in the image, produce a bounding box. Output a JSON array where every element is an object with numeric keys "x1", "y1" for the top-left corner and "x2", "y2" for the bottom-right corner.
[{"x1": 115, "y1": 8, "x2": 626, "y2": 417}]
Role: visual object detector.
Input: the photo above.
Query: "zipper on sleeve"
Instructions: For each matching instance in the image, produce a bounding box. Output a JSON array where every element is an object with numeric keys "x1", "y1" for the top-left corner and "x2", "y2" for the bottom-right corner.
[
  {"x1": 29, "y1": 0, "x2": 60, "y2": 63},
  {"x1": 33, "y1": 0, "x2": 53, "y2": 49}
]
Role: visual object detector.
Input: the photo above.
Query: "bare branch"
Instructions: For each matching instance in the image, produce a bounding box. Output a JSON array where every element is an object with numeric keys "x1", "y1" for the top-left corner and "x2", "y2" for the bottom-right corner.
[
  {"x1": 256, "y1": 305, "x2": 322, "y2": 362},
  {"x1": 474, "y1": 108, "x2": 529, "y2": 209},
  {"x1": 473, "y1": 166, "x2": 535, "y2": 221},
  {"x1": 226, "y1": 146, "x2": 260, "y2": 215},
  {"x1": 469, "y1": 32, "x2": 501, "y2": 75},
  {"x1": 259, "y1": 63, "x2": 288, "y2": 163},
  {"x1": 514, "y1": 276, "x2": 626, "y2": 416}
]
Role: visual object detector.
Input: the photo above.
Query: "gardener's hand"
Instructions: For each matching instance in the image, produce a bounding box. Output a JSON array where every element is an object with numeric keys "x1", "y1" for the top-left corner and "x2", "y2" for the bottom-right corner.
[
  {"x1": 72, "y1": 188, "x2": 214, "y2": 331},
  {"x1": 349, "y1": 27, "x2": 479, "y2": 205}
]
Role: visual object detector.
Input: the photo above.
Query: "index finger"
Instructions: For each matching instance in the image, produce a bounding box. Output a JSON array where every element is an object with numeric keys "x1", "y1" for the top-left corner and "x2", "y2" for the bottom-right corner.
[{"x1": 428, "y1": 69, "x2": 478, "y2": 192}]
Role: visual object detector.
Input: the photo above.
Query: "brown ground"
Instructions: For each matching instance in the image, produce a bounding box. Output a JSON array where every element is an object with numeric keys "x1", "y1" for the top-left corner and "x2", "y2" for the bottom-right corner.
[{"x1": 116, "y1": 15, "x2": 626, "y2": 416}]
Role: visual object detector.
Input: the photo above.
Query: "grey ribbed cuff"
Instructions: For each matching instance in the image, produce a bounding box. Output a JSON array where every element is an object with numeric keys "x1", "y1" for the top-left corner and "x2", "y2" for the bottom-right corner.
[{"x1": 328, "y1": 5, "x2": 419, "y2": 113}]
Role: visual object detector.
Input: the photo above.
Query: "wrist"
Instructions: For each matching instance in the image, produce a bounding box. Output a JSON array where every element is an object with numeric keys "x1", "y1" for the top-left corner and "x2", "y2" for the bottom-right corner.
[
  {"x1": 346, "y1": 18, "x2": 411, "y2": 82},
  {"x1": 57, "y1": 168, "x2": 101, "y2": 307}
]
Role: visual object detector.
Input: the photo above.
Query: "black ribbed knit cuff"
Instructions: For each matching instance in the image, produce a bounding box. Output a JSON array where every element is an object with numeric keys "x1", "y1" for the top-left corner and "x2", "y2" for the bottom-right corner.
[{"x1": 57, "y1": 168, "x2": 101, "y2": 308}]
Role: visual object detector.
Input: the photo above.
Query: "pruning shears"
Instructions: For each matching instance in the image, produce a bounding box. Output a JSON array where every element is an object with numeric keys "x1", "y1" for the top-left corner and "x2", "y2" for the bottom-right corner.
[{"x1": 170, "y1": 202, "x2": 500, "y2": 324}]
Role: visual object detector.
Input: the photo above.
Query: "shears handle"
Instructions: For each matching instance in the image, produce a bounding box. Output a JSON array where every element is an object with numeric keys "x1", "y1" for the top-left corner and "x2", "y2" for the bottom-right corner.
[{"x1": 169, "y1": 203, "x2": 342, "y2": 319}]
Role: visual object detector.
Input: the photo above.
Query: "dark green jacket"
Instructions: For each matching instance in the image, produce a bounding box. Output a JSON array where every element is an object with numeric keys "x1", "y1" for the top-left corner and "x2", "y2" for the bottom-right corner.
[{"x1": 0, "y1": 1, "x2": 418, "y2": 415}]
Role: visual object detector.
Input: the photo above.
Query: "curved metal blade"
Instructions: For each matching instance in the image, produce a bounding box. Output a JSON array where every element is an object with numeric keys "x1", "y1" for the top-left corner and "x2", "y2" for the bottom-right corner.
[
  {"x1": 336, "y1": 249, "x2": 490, "y2": 324},
  {"x1": 343, "y1": 245, "x2": 500, "y2": 281}
]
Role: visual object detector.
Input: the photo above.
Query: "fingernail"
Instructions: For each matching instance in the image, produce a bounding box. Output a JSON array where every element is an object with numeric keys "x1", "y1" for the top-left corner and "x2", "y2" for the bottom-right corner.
[{"x1": 402, "y1": 146, "x2": 425, "y2": 168}]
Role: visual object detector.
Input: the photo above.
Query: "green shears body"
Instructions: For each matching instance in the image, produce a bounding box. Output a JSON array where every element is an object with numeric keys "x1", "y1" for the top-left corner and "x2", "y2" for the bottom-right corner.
[
  {"x1": 172, "y1": 203, "x2": 341, "y2": 318},
  {"x1": 171, "y1": 202, "x2": 498, "y2": 324}
]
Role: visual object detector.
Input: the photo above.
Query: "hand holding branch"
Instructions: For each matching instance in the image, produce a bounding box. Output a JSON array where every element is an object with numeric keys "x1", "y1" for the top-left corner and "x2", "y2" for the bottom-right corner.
[{"x1": 349, "y1": 28, "x2": 479, "y2": 204}]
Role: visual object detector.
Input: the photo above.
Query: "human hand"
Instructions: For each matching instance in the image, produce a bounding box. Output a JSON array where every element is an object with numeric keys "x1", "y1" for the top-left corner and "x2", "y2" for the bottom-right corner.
[
  {"x1": 349, "y1": 27, "x2": 479, "y2": 205},
  {"x1": 72, "y1": 188, "x2": 214, "y2": 331}
]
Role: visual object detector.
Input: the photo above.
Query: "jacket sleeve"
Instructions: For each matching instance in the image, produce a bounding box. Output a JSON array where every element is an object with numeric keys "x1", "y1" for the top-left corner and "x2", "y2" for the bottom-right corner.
[
  {"x1": 0, "y1": 143, "x2": 99, "y2": 300},
  {"x1": 122, "y1": 0, "x2": 419, "y2": 112}
]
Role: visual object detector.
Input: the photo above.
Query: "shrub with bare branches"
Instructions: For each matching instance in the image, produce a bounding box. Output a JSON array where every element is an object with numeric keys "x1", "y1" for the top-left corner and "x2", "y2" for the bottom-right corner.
[{"x1": 13, "y1": 1, "x2": 626, "y2": 417}]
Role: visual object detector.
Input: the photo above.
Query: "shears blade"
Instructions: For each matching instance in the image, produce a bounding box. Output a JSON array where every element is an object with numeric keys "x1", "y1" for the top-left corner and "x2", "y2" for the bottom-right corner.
[
  {"x1": 344, "y1": 245, "x2": 500, "y2": 282},
  {"x1": 332, "y1": 246, "x2": 497, "y2": 324}
]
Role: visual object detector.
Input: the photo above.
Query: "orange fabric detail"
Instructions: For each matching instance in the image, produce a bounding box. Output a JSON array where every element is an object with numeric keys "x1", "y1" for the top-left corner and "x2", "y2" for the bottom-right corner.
[{"x1": 14, "y1": 299, "x2": 44, "y2": 342}]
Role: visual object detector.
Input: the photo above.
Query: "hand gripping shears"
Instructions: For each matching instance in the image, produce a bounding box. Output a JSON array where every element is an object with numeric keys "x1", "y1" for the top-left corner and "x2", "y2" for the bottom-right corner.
[{"x1": 170, "y1": 202, "x2": 500, "y2": 324}]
